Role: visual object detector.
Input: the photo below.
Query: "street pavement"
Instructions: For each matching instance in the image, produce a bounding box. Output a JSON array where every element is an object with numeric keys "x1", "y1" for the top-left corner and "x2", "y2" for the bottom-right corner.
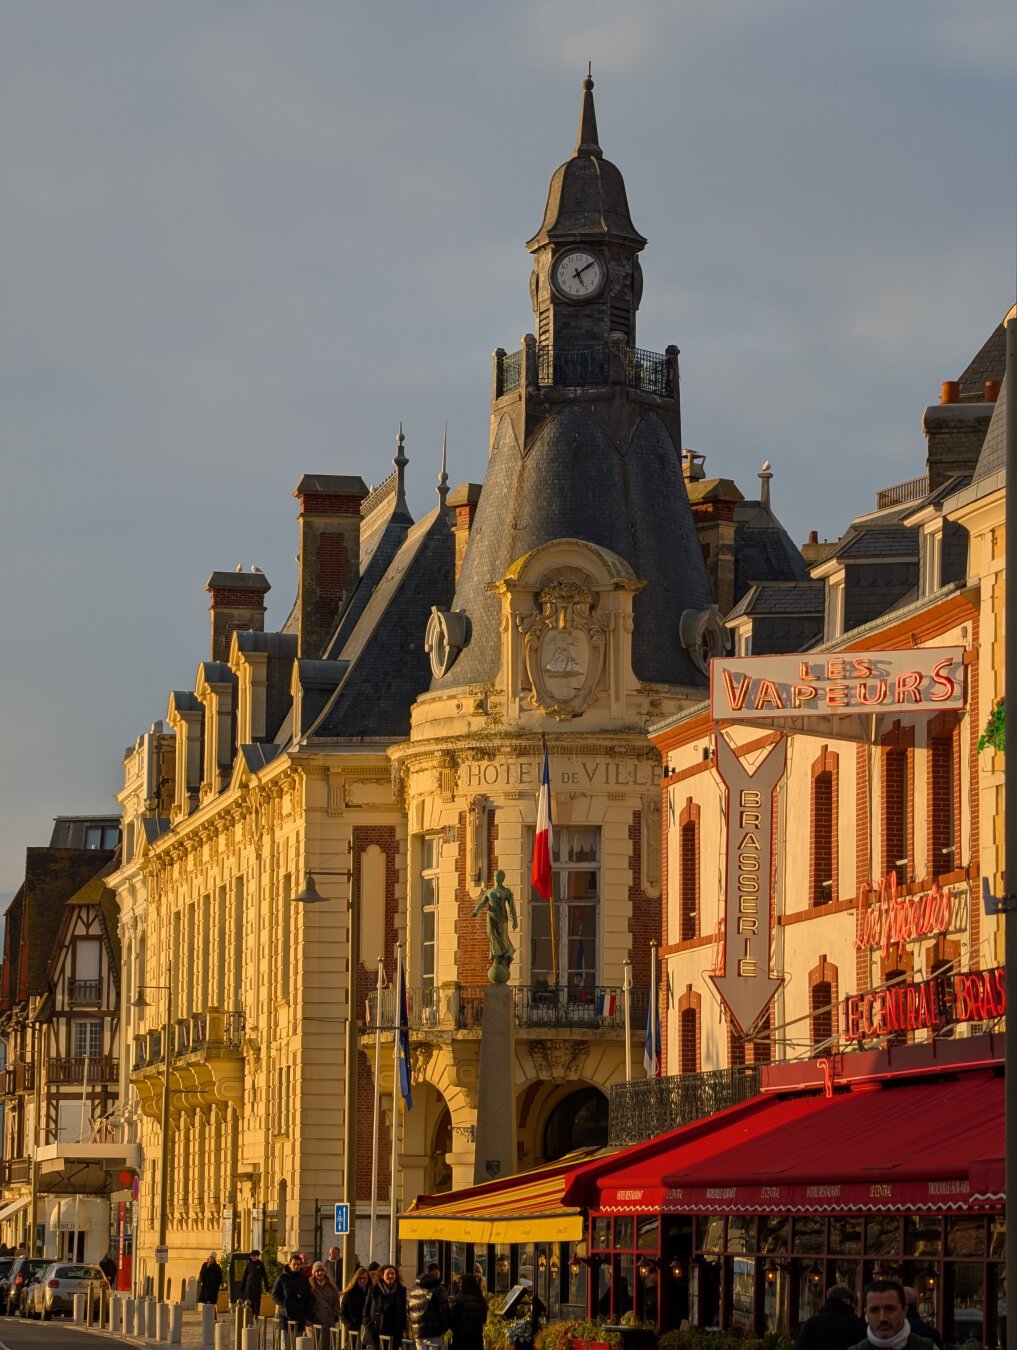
[{"x1": 0, "y1": 1306, "x2": 240, "y2": 1349}]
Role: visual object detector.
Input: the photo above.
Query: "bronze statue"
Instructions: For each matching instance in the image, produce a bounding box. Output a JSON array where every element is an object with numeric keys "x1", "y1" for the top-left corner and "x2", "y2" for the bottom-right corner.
[{"x1": 473, "y1": 870, "x2": 518, "y2": 983}]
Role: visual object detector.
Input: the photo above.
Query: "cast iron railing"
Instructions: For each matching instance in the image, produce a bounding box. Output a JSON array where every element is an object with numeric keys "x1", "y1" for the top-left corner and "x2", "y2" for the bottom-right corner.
[
  {"x1": 68, "y1": 979, "x2": 102, "y2": 1004},
  {"x1": 46, "y1": 1056, "x2": 119, "y2": 1085},
  {"x1": 608, "y1": 1065, "x2": 762, "y2": 1146},
  {"x1": 497, "y1": 342, "x2": 676, "y2": 398},
  {"x1": 876, "y1": 473, "x2": 929, "y2": 510},
  {"x1": 366, "y1": 984, "x2": 649, "y2": 1034}
]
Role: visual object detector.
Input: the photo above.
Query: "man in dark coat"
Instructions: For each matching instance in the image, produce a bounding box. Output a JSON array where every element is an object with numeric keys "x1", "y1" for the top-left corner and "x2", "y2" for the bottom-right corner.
[
  {"x1": 197, "y1": 1253, "x2": 223, "y2": 1309},
  {"x1": 407, "y1": 1266, "x2": 451, "y2": 1350},
  {"x1": 847, "y1": 1280, "x2": 937, "y2": 1350},
  {"x1": 904, "y1": 1286, "x2": 944, "y2": 1349},
  {"x1": 240, "y1": 1250, "x2": 269, "y2": 1317},
  {"x1": 272, "y1": 1252, "x2": 313, "y2": 1338},
  {"x1": 797, "y1": 1283, "x2": 867, "y2": 1350}
]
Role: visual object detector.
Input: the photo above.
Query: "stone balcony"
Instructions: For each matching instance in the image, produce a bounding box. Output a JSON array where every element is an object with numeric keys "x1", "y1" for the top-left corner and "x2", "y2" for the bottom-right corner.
[
  {"x1": 364, "y1": 982, "x2": 649, "y2": 1038},
  {"x1": 131, "y1": 1008, "x2": 245, "y2": 1117}
]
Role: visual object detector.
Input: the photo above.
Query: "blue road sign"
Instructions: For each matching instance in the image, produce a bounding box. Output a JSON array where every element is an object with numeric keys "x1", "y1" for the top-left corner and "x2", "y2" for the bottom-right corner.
[{"x1": 334, "y1": 1203, "x2": 350, "y2": 1235}]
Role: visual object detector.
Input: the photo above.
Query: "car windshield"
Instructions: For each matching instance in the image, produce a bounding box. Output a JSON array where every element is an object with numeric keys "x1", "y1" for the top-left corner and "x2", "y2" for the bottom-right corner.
[
  {"x1": 56, "y1": 1266, "x2": 102, "y2": 1279},
  {"x1": 23, "y1": 1261, "x2": 49, "y2": 1274}
]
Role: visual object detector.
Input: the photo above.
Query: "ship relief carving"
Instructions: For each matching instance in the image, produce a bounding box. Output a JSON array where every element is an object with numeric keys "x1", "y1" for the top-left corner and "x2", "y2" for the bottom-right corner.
[{"x1": 521, "y1": 576, "x2": 608, "y2": 720}]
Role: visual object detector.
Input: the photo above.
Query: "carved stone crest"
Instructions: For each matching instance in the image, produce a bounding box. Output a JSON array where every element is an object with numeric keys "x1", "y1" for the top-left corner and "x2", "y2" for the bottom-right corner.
[
  {"x1": 527, "y1": 1038, "x2": 590, "y2": 1081},
  {"x1": 521, "y1": 578, "x2": 607, "y2": 720}
]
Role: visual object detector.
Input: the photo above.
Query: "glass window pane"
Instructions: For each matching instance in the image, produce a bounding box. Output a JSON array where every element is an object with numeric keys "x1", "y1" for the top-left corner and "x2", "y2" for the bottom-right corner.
[
  {"x1": 494, "y1": 1247, "x2": 511, "y2": 1294},
  {"x1": 422, "y1": 836, "x2": 438, "y2": 869},
  {"x1": 865, "y1": 1218, "x2": 901, "y2": 1255},
  {"x1": 947, "y1": 1217, "x2": 986, "y2": 1257},
  {"x1": 727, "y1": 1217, "x2": 756, "y2": 1254},
  {"x1": 518, "y1": 1245, "x2": 534, "y2": 1290},
  {"x1": 421, "y1": 911, "x2": 435, "y2": 943},
  {"x1": 904, "y1": 1216, "x2": 942, "y2": 1257},
  {"x1": 85, "y1": 828, "x2": 102, "y2": 849},
  {"x1": 596, "y1": 1258, "x2": 611, "y2": 1317},
  {"x1": 594, "y1": 1217, "x2": 612, "y2": 1251},
  {"x1": 947, "y1": 1262, "x2": 985, "y2": 1344},
  {"x1": 793, "y1": 1218, "x2": 825, "y2": 1255},
  {"x1": 421, "y1": 875, "x2": 436, "y2": 907},
  {"x1": 989, "y1": 1218, "x2": 1005, "y2": 1260},
  {"x1": 637, "y1": 1217, "x2": 658, "y2": 1253},
  {"x1": 530, "y1": 906, "x2": 553, "y2": 986},
  {"x1": 830, "y1": 1218, "x2": 862, "y2": 1254},
  {"x1": 472, "y1": 1248, "x2": 488, "y2": 1294},
  {"x1": 614, "y1": 1218, "x2": 634, "y2": 1250},
  {"x1": 760, "y1": 1216, "x2": 789, "y2": 1254},
  {"x1": 696, "y1": 1217, "x2": 725, "y2": 1255},
  {"x1": 730, "y1": 1257, "x2": 756, "y2": 1333}
]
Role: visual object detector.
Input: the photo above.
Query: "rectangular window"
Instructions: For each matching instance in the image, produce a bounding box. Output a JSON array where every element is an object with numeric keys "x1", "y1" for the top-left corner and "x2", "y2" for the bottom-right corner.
[
  {"x1": 883, "y1": 749, "x2": 909, "y2": 886},
  {"x1": 72, "y1": 1020, "x2": 103, "y2": 1060},
  {"x1": 530, "y1": 827, "x2": 600, "y2": 994},
  {"x1": 420, "y1": 835, "x2": 439, "y2": 988},
  {"x1": 930, "y1": 735, "x2": 956, "y2": 874}
]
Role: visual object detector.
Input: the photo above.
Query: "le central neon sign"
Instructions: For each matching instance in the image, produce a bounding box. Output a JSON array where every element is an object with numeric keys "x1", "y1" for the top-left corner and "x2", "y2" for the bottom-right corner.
[
  {"x1": 855, "y1": 872, "x2": 956, "y2": 957},
  {"x1": 843, "y1": 965, "x2": 1005, "y2": 1040}
]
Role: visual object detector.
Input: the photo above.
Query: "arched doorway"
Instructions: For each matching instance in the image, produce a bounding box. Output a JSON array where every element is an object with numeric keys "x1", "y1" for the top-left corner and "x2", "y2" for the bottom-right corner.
[
  {"x1": 431, "y1": 1106, "x2": 452, "y2": 1193},
  {"x1": 543, "y1": 1085, "x2": 609, "y2": 1160}
]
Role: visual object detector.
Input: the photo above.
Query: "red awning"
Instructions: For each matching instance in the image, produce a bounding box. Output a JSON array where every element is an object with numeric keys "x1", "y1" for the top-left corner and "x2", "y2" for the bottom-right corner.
[{"x1": 572, "y1": 1067, "x2": 1004, "y2": 1216}]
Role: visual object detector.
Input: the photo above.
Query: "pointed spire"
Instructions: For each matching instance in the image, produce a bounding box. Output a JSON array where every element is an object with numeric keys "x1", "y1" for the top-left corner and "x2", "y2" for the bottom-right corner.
[
  {"x1": 437, "y1": 421, "x2": 449, "y2": 510},
  {"x1": 758, "y1": 459, "x2": 773, "y2": 509},
  {"x1": 574, "y1": 65, "x2": 602, "y2": 159},
  {"x1": 393, "y1": 423, "x2": 409, "y2": 516}
]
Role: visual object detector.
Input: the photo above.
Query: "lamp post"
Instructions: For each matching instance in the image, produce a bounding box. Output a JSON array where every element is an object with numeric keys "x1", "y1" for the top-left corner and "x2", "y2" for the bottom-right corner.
[
  {"x1": 293, "y1": 840, "x2": 358, "y2": 1286},
  {"x1": 131, "y1": 962, "x2": 173, "y2": 1304}
]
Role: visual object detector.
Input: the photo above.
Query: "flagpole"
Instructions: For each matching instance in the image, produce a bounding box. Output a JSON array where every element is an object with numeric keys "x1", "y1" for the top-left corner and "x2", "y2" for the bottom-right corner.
[
  {"x1": 388, "y1": 942, "x2": 402, "y2": 1266},
  {"x1": 623, "y1": 959, "x2": 632, "y2": 1083},
  {"x1": 648, "y1": 941, "x2": 658, "y2": 1078},
  {"x1": 541, "y1": 736, "x2": 560, "y2": 996},
  {"x1": 368, "y1": 954, "x2": 385, "y2": 1265}
]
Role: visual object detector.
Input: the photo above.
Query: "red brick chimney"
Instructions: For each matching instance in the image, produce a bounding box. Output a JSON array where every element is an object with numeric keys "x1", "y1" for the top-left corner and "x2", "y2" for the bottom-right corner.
[
  {"x1": 205, "y1": 567, "x2": 271, "y2": 662},
  {"x1": 293, "y1": 475, "x2": 369, "y2": 658},
  {"x1": 447, "y1": 483, "x2": 483, "y2": 585}
]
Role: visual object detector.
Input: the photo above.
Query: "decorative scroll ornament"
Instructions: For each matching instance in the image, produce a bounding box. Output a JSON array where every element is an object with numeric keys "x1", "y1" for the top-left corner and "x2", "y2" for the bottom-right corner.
[
  {"x1": 521, "y1": 578, "x2": 607, "y2": 720},
  {"x1": 527, "y1": 1039, "x2": 590, "y2": 1081},
  {"x1": 425, "y1": 607, "x2": 469, "y2": 678},
  {"x1": 679, "y1": 605, "x2": 731, "y2": 676}
]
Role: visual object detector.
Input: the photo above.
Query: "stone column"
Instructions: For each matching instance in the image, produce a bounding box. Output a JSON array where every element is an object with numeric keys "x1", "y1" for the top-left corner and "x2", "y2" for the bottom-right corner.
[{"x1": 472, "y1": 983, "x2": 516, "y2": 1183}]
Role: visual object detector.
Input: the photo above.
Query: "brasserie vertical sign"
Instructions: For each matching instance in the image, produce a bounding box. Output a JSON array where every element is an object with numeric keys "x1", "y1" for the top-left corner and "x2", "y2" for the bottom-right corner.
[{"x1": 709, "y1": 735, "x2": 786, "y2": 1035}]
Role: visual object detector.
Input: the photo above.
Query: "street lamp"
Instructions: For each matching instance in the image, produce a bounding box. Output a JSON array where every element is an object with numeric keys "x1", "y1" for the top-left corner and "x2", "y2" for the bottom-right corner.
[
  {"x1": 131, "y1": 962, "x2": 173, "y2": 1303},
  {"x1": 293, "y1": 841, "x2": 357, "y2": 1285}
]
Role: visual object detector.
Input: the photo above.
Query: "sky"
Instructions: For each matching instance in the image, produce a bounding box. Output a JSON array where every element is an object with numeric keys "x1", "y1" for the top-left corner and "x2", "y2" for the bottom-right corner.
[{"x1": 0, "y1": 0, "x2": 1014, "y2": 895}]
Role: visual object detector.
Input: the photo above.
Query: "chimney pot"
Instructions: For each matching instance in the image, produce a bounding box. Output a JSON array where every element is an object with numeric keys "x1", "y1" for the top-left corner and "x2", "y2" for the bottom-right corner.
[
  {"x1": 940, "y1": 380, "x2": 960, "y2": 405},
  {"x1": 985, "y1": 379, "x2": 1001, "y2": 403},
  {"x1": 808, "y1": 530, "x2": 818, "y2": 545}
]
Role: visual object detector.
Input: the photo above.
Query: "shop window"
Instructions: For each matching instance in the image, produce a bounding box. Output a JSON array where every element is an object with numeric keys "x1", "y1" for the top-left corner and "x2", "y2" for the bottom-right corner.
[
  {"x1": 883, "y1": 748, "x2": 910, "y2": 886},
  {"x1": 946, "y1": 1263, "x2": 986, "y2": 1345},
  {"x1": 792, "y1": 1218, "x2": 825, "y2": 1254},
  {"x1": 905, "y1": 1215, "x2": 943, "y2": 1256},
  {"x1": 946, "y1": 1217, "x2": 986, "y2": 1257},
  {"x1": 729, "y1": 1257, "x2": 756, "y2": 1333},
  {"x1": 810, "y1": 770, "x2": 835, "y2": 906},
  {"x1": 929, "y1": 734, "x2": 957, "y2": 876},
  {"x1": 727, "y1": 1217, "x2": 756, "y2": 1253},
  {"x1": 420, "y1": 835, "x2": 440, "y2": 989},
  {"x1": 696, "y1": 1217, "x2": 725, "y2": 1256},
  {"x1": 493, "y1": 1247, "x2": 512, "y2": 1294},
  {"x1": 759, "y1": 1216, "x2": 789, "y2": 1254},
  {"x1": 614, "y1": 1218, "x2": 634, "y2": 1249},
  {"x1": 679, "y1": 816, "x2": 698, "y2": 941},
  {"x1": 810, "y1": 981, "x2": 833, "y2": 1054},
  {"x1": 530, "y1": 827, "x2": 599, "y2": 993},
  {"x1": 866, "y1": 1217, "x2": 902, "y2": 1255}
]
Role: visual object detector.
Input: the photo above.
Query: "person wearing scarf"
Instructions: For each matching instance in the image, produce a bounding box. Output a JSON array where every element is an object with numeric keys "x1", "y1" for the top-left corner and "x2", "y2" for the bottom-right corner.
[{"x1": 848, "y1": 1280, "x2": 937, "y2": 1350}]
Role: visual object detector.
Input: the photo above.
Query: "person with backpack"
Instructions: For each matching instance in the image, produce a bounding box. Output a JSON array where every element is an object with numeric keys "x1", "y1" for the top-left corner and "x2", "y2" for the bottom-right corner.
[
  {"x1": 407, "y1": 1264, "x2": 450, "y2": 1350},
  {"x1": 449, "y1": 1272, "x2": 488, "y2": 1350}
]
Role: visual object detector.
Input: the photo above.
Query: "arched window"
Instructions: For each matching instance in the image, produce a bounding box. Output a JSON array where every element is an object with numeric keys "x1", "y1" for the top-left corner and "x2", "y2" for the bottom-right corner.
[
  {"x1": 929, "y1": 734, "x2": 957, "y2": 876},
  {"x1": 679, "y1": 1007, "x2": 699, "y2": 1074},
  {"x1": 883, "y1": 749, "x2": 910, "y2": 886},
  {"x1": 679, "y1": 818, "x2": 698, "y2": 941},
  {"x1": 543, "y1": 1087, "x2": 609, "y2": 1160},
  {"x1": 810, "y1": 980, "x2": 833, "y2": 1054},
  {"x1": 811, "y1": 771, "x2": 834, "y2": 906}
]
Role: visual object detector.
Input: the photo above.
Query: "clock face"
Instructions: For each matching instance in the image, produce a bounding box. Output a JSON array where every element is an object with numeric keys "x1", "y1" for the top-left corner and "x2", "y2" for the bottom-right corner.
[{"x1": 552, "y1": 249, "x2": 605, "y2": 301}]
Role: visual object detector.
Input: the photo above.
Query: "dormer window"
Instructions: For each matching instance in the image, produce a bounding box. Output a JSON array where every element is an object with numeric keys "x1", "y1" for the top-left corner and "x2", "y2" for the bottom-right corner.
[{"x1": 825, "y1": 576, "x2": 845, "y2": 642}]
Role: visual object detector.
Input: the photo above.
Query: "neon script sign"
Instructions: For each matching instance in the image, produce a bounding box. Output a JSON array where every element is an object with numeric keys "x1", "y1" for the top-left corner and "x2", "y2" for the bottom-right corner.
[
  {"x1": 855, "y1": 873, "x2": 957, "y2": 957},
  {"x1": 843, "y1": 965, "x2": 1005, "y2": 1040},
  {"x1": 710, "y1": 648, "x2": 965, "y2": 721}
]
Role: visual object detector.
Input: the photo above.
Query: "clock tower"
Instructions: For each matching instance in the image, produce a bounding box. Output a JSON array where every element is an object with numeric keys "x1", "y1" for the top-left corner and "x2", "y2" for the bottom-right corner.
[{"x1": 527, "y1": 70, "x2": 647, "y2": 370}]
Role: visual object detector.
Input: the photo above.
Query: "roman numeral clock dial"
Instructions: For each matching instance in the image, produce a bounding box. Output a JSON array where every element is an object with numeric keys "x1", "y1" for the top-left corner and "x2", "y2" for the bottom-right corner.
[{"x1": 552, "y1": 248, "x2": 605, "y2": 300}]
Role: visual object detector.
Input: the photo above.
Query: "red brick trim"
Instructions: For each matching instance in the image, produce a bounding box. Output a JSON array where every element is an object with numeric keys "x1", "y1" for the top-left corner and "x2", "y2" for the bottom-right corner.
[
  {"x1": 678, "y1": 799, "x2": 700, "y2": 943},
  {"x1": 808, "y1": 955, "x2": 839, "y2": 1053},
  {"x1": 676, "y1": 985, "x2": 701, "y2": 1074},
  {"x1": 809, "y1": 747, "x2": 839, "y2": 908}
]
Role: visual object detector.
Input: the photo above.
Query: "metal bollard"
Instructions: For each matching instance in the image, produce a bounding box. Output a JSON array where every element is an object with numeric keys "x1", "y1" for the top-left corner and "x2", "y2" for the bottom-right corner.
[
  {"x1": 147, "y1": 1297, "x2": 159, "y2": 1338},
  {"x1": 201, "y1": 1300, "x2": 217, "y2": 1344},
  {"x1": 170, "y1": 1302, "x2": 183, "y2": 1344},
  {"x1": 214, "y1": 1320, "x2": 229, "y2": 1350},
  {"x1": 243, "y1": 1325, "x2": 261, "y2": 1350},
  {"x1": 156, "y1": 1300, "x2": 170, "y2": 1341},
  {"x1": 296, "y1": 1338, "x2": 316, "y2": 1350},
  {"x1": 110, "y1": 1295, "x2": 122, "y2": 1333},
  {"x1": 72, "y1": 1292, "x2": 86, "y2": 1323},
  {"x1": 125, "y1": 1297, "x2": 137, "y2": 1335}
]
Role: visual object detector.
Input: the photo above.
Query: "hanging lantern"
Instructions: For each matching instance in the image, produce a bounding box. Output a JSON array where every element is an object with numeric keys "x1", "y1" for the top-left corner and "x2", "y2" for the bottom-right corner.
[{"x1": 669, "y1": 1258, "x2": 685, "y2": 1280}]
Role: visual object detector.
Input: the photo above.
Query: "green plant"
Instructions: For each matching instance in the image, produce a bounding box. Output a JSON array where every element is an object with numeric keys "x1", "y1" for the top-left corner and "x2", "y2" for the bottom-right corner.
[{"x1": 978, "y1": 699, "x2": 1005, "y2": 753}]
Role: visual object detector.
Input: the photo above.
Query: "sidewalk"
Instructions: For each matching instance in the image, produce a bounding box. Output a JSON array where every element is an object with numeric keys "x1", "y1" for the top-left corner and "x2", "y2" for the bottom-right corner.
[{"x1": 74, "y1": 1305, "x2": 332, "y2": 1349}]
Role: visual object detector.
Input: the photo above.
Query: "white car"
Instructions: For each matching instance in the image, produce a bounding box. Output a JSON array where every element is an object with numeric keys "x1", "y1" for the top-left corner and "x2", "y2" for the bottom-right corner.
[{"x1": 26, "y1": 1262, "x2": 108, "y2": 1320}]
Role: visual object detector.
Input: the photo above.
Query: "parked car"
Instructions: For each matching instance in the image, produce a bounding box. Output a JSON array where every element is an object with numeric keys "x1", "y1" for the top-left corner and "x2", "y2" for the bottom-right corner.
[
  {"x1": 5, "y1": 1256, "x2": 49, "y2": 1316},
  {"x1": 27, "y1": 1262, "x2": 108, "y2": 1320},
  {"x1": 0, "y1": 1260, "x2": 13, "y2": 1309}
]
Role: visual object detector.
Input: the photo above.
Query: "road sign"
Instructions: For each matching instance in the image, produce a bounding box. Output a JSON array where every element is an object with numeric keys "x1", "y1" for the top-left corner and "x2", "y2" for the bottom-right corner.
[
  {"x1": 155, "y1": 1245, "x2": 169, "y2": 1265},
  {"x1": 334, "y1": 1203, "x2": 350, "y2": 1236}
]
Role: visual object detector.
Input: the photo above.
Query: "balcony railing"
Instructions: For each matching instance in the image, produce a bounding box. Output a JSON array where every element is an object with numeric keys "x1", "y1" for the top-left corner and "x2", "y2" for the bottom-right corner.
[
  {"x1": 876, "y1": 473, "x2": 929, "y2": 510},
  {"x1": 68, "y1": 979, "x2": 102, "y2": 1005},
  {"x1": 497, "y1": 342, "x2": 677, "y2": 399},
  {"x1": 0, "y1": 1158, "x2": 30, "y2": 1186},
  {"x1": 46, "y1": 1056, "x2": 119, "y2": 1085},
  {"x1": 366, "y1": 984, "x2": 648, "y2": 1034},
  {"x1": 1, "y1": 1063, "x2": 35, "y2": 1096},
  {"x1": 608, "y1": 1066, "x2": 762, "y2": 1147},
  {"x1": 133, "y1": 1011, "x2": 245, "y2": 1072}
]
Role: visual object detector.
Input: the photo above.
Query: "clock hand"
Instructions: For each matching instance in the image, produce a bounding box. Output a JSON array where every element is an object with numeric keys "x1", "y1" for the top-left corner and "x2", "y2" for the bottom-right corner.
[{"x1": 577, "y1": 260, "x2": 596, "y2": 276}]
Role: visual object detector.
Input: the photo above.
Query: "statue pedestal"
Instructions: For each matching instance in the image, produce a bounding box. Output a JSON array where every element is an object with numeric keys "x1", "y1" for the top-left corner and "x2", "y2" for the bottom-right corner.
[{"x1": 472, "y1": 982, "x2": 516, "y2": 1184}]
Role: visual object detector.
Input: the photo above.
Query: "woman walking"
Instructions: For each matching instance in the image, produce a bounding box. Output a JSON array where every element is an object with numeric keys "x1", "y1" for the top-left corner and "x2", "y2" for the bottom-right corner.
[
  {"x1": 449, "y1": 1273, "x2": 488, "y2": 1350},
  {"x1": 341, "y1": 1267, "x2": 372, "y2": 1340},
  {"x1": 309, "y1": 1262, "x2": 341, "y2": 1337},
  {"x1": 197, "y1": 1253, "x2": 223, "y2": 1312},
  {"x1": 362, "y1": 1264, "x2": 408, "y2": 1350}
]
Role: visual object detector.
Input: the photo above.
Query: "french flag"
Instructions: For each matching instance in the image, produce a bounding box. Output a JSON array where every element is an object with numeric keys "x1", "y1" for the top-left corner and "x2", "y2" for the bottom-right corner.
[{"x1": 531, "y1": 742, "x2": 553, "y2": 900}]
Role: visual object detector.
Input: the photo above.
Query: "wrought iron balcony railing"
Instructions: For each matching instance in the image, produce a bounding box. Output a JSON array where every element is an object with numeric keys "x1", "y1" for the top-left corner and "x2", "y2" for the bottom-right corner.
[
  {"x1": 68, "y1": 979, "x2": 101, "y2": 1004},
  {"x1": 46, "y1": 1056, "x2": 119, "y2": 1085},
  {"x1": 608, "y1": 1065, "x2": 762, "y2": 1147},
  {"x1": 0, "y1": 1158, "x2": 31, "y2": 1186},
  {"x1": 496, "y1": 342, "x2": 676, "y2": 398},
  {"x1": 365, "y1": 983, "x2": 648, "y2": 1034},
  {"x1": 876, "y1": 473, "x2": 929, "y2": 510}
]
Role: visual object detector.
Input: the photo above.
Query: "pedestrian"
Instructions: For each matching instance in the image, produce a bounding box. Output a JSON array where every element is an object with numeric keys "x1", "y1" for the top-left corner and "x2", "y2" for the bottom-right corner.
[
  {"x1": 273, "y1": 1251, "x2": 313, "y2": 1341},
  {"x1": 240, "y1": 1249, "x2": 270, "y2": 1319},
  {"x1": 341, "y1": 1267, "x2": 372, "y2": 1336},
  {"x1": 98, "y1": 1251, "x2": 118, "y2": 1286},
  {"x1": 197, "y1": 1253, "x2": 223, "y2": 1311},
  {"x1": 449, "y1": 1272, "x2": 488, "y2": 1350},
  {"x1": 848, "y1": 1279, "x2": 937, "y2": 1350},
  {"x1": 325, "y1": 1244, "x2": 343, "y2": 1288},
  {"x1": 796, "y1": 1283, "x2": 866, "y2": 1350},
  {"x1": 904, "y1": 1287, "x2": 944, "y2": 1350},
  {"x1": 362, "y1": 1263, "x2": 408, "y2": 1350},
  {"x1": 408, "y1": 1264, "x2": 451, "y2": 1350},
  {"x1": 308, "y1": 1261, "x2": 341, "y2": 1335}
]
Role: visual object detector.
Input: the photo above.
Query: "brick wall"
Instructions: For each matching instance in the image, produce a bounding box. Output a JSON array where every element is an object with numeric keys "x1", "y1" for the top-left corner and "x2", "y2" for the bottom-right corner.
[
  {"x1": 627, "y1": 810, "x2": 661, "y2": 988},
  {"x1": 678, "y1": 800, "x2": 700, "y2": 941},
  {"x1": 808, "y1": 956, "x2": 839, "y2": 1053},
  {"x1": 854, "y1": 744, "x2": 870, "y2": 993},
  {"x1": 676, "y1": 986, "x2": 701, "y2": 1074},
  {"x1": 456, "y1": 810, "x2": 499, "y2": 985}
]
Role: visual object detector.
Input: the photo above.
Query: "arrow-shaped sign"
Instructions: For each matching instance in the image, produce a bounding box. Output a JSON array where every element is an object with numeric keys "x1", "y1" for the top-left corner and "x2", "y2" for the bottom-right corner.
[{"x1": 708, "y1": 734, "x2": 786, "y2": 1035}]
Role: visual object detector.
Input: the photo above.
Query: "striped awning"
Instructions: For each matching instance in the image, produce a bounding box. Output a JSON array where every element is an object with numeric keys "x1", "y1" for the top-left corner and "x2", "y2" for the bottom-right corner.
[{"x1": 399, "y1": 1149, "x2": 606, "y2": 1243}]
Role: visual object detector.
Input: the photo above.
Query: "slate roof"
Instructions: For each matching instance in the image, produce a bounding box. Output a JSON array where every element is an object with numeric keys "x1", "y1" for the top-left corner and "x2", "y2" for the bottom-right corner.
[
  {"x1": 727, "y1": 581, "x2": 824, "y2": 621},
  {"x1": 323, "y1": 489, "x2": 413, "y2": 659},
  {"x1": 731, "y1": 500, "x2": 810, "y2": 605},
  {"x1": 310, "y1": 504, "x2": 456, "y2": 739},
  {"x1": 958, "y1": 322, "x2": 1007, "y2": 399},
  {"x1": 835, "y1": 525, "x2": 918, "y2": 561},
  {"x1": 435, "y1": 405, "x2": 713, "y2": 690},
  {"x1": 972, "y1": 373, "x2": 1008, "y2": 482}
]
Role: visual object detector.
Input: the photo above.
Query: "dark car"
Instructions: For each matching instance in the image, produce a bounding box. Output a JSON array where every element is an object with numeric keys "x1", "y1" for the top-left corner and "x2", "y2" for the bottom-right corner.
[
  {"x1": 0, "y1": 1260, "x2": 13, "y2": 1309},
  {"x1": 6, "y1": 1257, "x2": 50, "y2": 1316}
]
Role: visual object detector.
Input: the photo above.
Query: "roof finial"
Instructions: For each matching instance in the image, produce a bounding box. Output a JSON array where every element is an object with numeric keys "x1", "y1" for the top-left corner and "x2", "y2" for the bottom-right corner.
[
  {"x1": 758, "y1": 458, "x2": 773, "y2": 509},
  {"x1": 393, "y1": 423, "x2": 409, "y2": 516},
  {"x1": 575, "y1": 66, "x2": 602, "y2": 159},
  {"x1": 437, "y1": 421, "x2": 449, "y2": 510}
]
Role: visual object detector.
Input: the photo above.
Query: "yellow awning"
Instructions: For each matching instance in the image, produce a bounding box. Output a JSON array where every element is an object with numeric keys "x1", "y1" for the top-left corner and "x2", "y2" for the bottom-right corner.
[{"x1": 399, "y1": 1149, "x2": 602, "y2": 1244}]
